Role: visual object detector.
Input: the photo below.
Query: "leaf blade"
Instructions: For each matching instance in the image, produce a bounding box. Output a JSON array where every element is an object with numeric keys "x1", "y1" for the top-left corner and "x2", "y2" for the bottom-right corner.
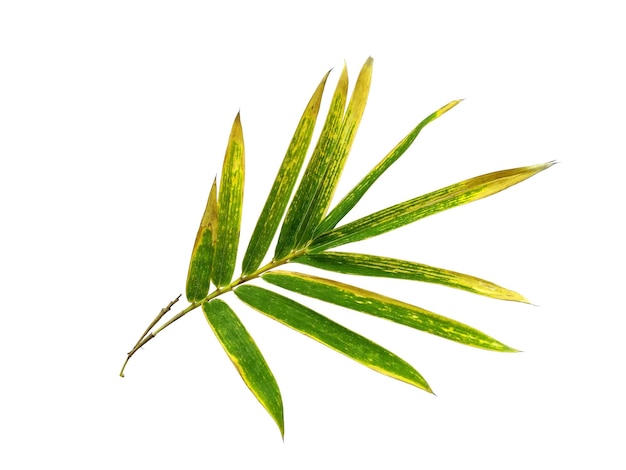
[
  {"x1": 212, "y1": 113, "x2": 245, "y2": 287},
  {"x1": 274, "y1": 64, "x2": 350, "y2": 259},
  {"x1": 203, "y1": 299, "x2": 284, "y2": 437},
  {"x1": 294, "y1": 252, "x2": 528, "y2": 303},
  {"x1": 310, "y1": 161, "x2": 555, "y2": 252},
  {"x1": 186, "y1": 178, "x2": 218, "y2": 302},
  {"x1": 316, "y1": 99, "x2": 462, "y2": 235},
  {"x1": 306, "y1": 57, "x2": 374, "y2": 235},
  {"x1": 241, "y1": 71, "x2": 330, "y2": 275},
  {"x1": 234, "y1": 285, "x2": 431, "y2": 393},
  {"x1": 263, "y1": 271, "x2": 517, "y2": 352}
]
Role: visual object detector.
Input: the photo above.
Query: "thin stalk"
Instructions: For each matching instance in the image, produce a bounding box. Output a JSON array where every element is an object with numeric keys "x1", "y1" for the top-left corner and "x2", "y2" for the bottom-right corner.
[
  {"x1": 119, "y1": 248, "x2": 308, "y2": 377},
  {"x1": 136, "y1": 294, "x2": 182, "y2": 348}
]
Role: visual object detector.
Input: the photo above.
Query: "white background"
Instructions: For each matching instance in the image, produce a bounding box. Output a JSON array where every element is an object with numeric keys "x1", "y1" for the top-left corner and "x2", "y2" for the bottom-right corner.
[{"x1": 1, "y1": 1, "x2": 624, "y2": 468}]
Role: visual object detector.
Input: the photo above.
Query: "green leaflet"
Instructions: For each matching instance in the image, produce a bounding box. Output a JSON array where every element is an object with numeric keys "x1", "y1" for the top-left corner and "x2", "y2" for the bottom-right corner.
[
  {"x1": 304, "y1": 57, "x2": 373, "y2": 238},
  {"x1": 315, "y1": 100, "x2": 462, "y2": 235},
  {"x1": 309, "y1": 162, "x2": 555, "y2": 252},
  {"x1": 274, "y1": 65, "x2": 349, "y2": 259},
  {"x1": 294, "y1": 252, "x2": 528, "y2": 303},
  {"x1": 212, "y1": 113, "x2": 245, "y2": 287},
  {"x1": 241, "y1": 71, "x2": 330, "y2": 276},
  {"x1": 263, "y1": 271, "x2": 517, "y2": 352},
  {"x1": 186, "y1": 178, "x2": 218, "y2": 302},
  {"x1": 203, "y1": 300, "x2": 284, "y2": 437},
  {"x1": 234, "y1": 285, "x2": 431, "y2": 393}
]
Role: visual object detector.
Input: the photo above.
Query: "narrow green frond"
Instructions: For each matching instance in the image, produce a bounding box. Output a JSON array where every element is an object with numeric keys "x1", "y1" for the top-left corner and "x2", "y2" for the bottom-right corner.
[
  {"x1": 263, "y1": 271, "x2": 517, "y2": 352},
  {"x1": 310, "y1": 161, "x2": 555, "y2": 252},
  {"x1": 186, "y1": 178, "x2": 219, "y2": 302},
  {"x1": 274, "y1": 64, "x2": 349, "y2": 259},
  {"x1": 234, "y1": 285, "x2": 432, "y2": 393},
  {"x1": 315, "y1": 100, "x2": 462, "y2": 235},
  {"x1": 212, "y1": 113, "x2": 245, "y2": 287},
  {"x1": 307, "y1": 56, "x2": 374, "y2": 236},
  {"x1": 294, "y1": 252, "x2": 528, "y2": 303},
  {"x1": 203, "y1": 300, "x2": 284, "y2": 437},
  {"x1": 241, "y1": 71, "x2": 330, "y2": 276}
]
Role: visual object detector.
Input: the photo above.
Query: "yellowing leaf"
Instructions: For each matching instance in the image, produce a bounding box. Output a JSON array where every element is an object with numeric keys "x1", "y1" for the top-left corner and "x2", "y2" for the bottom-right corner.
[
  {"x1": 274, "y1": 65, "x2": 349, "y2": 259},
  {"x1": 212, "y1": 113, "x2": 245, "y2": 287},
  {"x1": 310, "y1": 162, "x2": 555, "y2": 252},
  {"x1": 235, "y1": 285, "x2": 432, "y2": 392},
  {"x1": 316, "y1": 99, "x2": 462, "y2": 235},
  {"x1": 203, "y1": 300, "x2": 284, "y2": 437},
  {"x1": 263, "y1": 271, "x2": 517, "y2": 352},
  {"x1": 242, "y1": 71, "x2": 330, "y2": 275},
  {"x1": 294, "y1": 251, "x2": 528, "y2": 302},
  {"x1": 186, "y1": 178, "x2": 218, "y2": 302}
]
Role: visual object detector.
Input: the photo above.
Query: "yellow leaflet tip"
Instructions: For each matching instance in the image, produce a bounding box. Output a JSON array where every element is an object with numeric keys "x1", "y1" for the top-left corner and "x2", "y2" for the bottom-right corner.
[{"x1": 434, "y1": 99, "x2": 464, "y2": 118}]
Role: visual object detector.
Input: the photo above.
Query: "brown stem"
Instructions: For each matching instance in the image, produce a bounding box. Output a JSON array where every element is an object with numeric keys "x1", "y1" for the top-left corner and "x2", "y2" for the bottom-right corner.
[
  {"x1": 119, "y1": 294, "x2": 183, "y2": 377},
  {"x1": 119, "y1": 247, "x2": 308, "y2": 378},
  {"x1": 136, "y1": 294, "x2": 182, "y2": 347}
]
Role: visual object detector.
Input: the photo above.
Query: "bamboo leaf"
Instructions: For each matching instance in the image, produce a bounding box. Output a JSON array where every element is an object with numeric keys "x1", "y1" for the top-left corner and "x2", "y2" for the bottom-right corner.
[
  {"x1": 212, "y1": 113, "x2": 245, "y2": 287},
  {"x1": 273, "y1": 63, "x2": 350, "y2": 259},
  {"x1": 241, "y1": 71, "x2": 330, "y2": 276},
  {"x1": 203, "y1": 300, "x2": 284, "y2": 437},
  {"x1": 315, "y1": 100, "x2": 462, "y2": 235},
  {"x1": 310, "y1": 161, "x2": 555, "y2": 252},
  {"x1": 186, "y1": 178, "x2": 218, "y2": 302},
  {"x1": 263, "y1": 271, "x2": 517, "y2": 352},
  {"x1": 294, "y1": 252, "x2": 528, "y2": 303},
  {"x1": 306, "y1": 57, "x2": 374, "y2": 236},
  {"x1": 234, "y1": 285, "x2": 431, "y2": 393}
]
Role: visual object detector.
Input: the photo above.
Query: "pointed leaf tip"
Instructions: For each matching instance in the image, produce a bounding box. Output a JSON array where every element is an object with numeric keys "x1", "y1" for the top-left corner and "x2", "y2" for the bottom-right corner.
[
  {"x1": 263, "y1": 271, "x2": 518, "y2": 353},
  {"x1": 316, "y1": 98, "x2": 463, "y2": 234},
  {"x1": 242, "y1": 70, "x2": 331, "y2": 274},
  {"x1": 212, "y1": 113, "x2": 245, "y2": 287},
  {"x1": 312, "y1": 161, "x2": 554, "y2": 252},
  {"x1": 235, "y1": 285, "x2": 432, "y2": 393},
  {"x1": 436, "y1": 98, "x2": 463, "y2": 117},
  {"x1": 274, "y1": 63, "x2": 350, "y2": 258},
  {"x1": 294, "y1": 252, "x2": 530, "y2": 303},
  {"x1": 203, "y1": 300, "x2": 284, "y2": 437}
]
